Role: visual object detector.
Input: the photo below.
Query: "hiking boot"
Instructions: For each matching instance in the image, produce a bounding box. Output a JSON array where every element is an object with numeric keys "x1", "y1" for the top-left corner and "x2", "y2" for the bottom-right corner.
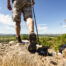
[
  {"x1": 16, "y1": 36, "x2": 22, "y2": 43},
  {"x1": 28, "y1": 33, "x2": 37, "y2": 53}
]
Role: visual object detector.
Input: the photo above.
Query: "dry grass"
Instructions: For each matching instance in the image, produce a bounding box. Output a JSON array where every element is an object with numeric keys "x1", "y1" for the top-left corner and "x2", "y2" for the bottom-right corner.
[{"x1": 2, "y1": 53, "x2": 35, "y2": 66}]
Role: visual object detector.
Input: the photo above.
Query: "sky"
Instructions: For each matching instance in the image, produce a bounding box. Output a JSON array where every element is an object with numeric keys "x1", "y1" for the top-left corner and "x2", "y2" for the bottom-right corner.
[{"x1": 0, "y1": 0, "x2": 66, "y2": 34}]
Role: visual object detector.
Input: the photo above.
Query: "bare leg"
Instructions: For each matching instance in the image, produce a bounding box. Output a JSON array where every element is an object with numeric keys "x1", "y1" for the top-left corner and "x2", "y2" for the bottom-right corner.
[
  {"x1": 26, "y1": 18, "x2": 34, "y2": 34},
  {"x1": 26, "y1": 18, "x2": 36, "y2": 53},
  {"x1": 15, "y1": 22, "x2": 21, "y2": 37},
  {"x1": 15, "y1": 21, "x2": 22, "y2": 43}
]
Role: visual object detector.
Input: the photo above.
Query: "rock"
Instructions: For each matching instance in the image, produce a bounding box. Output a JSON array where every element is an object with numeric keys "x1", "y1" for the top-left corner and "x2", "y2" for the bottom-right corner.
[
  {"x1": 2, "y1": 44, "x2": 42, "y2": 66},
  {"x1": 57, "y1": 52, "x2": 62, "y2": 56},
  {"x1": 36, "y1": 44, "x2": 42, "y2": 49},
  {"x1": 63, "y1": 59, "x2": 66, "y2": 66},
  {"x1": 57, "y1": 59, "x2": 64, "y2": 66},
  {"x1": 9, "y1": 41, "x2": 15, "y2": 44},
  {"x1": 48, "y1": 49, "x2": 54, "y2": 53},
  {"x1": 9, "y1": 41, "x2": 17, "y2": 46},
  {"x1": 0, "y1": 56, "x2": 2, "y2": 66},
  {"x1": 59, "y1": 44, "x2": 66, "y2": 53},
  {"x1": 22, "y1": 40, "x2": 29, "y2": 44},
  {"x1": 0, "y1": 41, "x2": 66, "y2": 66},
  {"x1": 48, "y1": 49, "x2": 56, "y2": 56},
  {"x1": 62, "y1": 48, "x2": 66, "y2": 58},
  {"x1": 0, "y1": 43, "x2": 2, "y2": 48}
]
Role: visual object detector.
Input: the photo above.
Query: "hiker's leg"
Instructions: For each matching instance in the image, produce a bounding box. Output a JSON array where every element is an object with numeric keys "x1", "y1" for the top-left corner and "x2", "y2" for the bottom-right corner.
[
  {"x1": 26, "y1": 18, "x2": 34, "y2": 34},
  {"x1": 22, "y1": 6, "x2": 36, "y2": 52},
  {"x1": 22, "y1": 6, "x2": 34, "y2": 34},
  {"x1": 12, "y1": 1, "x2": 21, "y2": 37},
  {"x1": 15, "y1": 22, "x2": 21, "y2": 37},
  {"x1": 26, "y1": 17, "x2": 36, "y2": 53},
  {"x1": 15, "y1": 21, "x2": 22, "y2": 43},
  {"x1": 12, "y1": 1, "x2": 22, "y2": 43}
]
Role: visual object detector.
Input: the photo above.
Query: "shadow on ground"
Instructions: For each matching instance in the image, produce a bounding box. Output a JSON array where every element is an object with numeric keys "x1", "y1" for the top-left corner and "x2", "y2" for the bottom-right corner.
[{"x1": 36, "y1": 46, "x2": 52, "y2": 56}]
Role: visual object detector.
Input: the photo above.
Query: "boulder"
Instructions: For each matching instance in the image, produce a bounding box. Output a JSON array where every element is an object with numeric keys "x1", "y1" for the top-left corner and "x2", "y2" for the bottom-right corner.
[
  {"x1": 0, "y1": 41, "x2": 66, "y2": 66},
  {"x1": 62, "y1": 48, "x2": 66, "y2": 58}
]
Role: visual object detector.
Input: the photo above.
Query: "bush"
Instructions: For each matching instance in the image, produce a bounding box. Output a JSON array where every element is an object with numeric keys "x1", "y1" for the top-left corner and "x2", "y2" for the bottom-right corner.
[{"x1": 0, "y1": 34, "x2": 66, "y2": 51}]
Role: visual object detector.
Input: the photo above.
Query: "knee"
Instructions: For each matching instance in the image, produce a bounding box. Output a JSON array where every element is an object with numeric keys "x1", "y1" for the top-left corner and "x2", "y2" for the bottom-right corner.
[{"x1": 26, "y1": 18, "x2": 33, "y2": 23}]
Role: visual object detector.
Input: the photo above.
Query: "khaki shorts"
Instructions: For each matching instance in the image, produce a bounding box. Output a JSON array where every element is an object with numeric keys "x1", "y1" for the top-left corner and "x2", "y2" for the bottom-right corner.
[{"x1": 12, "y1": 1, "x2": 32, "y2": 22}]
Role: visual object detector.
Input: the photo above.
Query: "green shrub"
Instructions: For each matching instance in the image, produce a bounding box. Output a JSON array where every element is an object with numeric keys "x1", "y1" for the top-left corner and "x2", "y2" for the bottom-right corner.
[{"x1": 0, "y1": 34, "x2": 66, "y2": 51}]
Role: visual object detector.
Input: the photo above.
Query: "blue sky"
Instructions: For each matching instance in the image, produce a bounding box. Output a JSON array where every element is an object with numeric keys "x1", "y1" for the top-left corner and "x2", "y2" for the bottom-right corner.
[{"x1": 0, "y1": 0, "x2": 66, "y2": 34}]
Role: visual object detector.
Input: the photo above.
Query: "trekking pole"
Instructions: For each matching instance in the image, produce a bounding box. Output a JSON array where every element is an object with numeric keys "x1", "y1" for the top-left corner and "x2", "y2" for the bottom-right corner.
[{"x1": 32, "y1": 6, "x2": 40, "y2": 44}]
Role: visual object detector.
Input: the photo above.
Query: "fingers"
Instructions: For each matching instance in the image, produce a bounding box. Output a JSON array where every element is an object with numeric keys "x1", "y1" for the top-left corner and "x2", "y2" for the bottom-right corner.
[
  {"x1": 7, "y1": 4, "x2": 12, "y2": 10},
  {"x1": 32, "y1": 2, "x2": 35, "y2": 6},
  {"x1": 8, "y1": 6, "x2": 12, "y2": 10}
]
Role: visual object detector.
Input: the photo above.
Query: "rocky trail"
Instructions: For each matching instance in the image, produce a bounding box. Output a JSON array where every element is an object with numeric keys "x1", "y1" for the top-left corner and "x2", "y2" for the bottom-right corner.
[{"x1": 0, "y1": 40, "x2": 66, "y2": 66}]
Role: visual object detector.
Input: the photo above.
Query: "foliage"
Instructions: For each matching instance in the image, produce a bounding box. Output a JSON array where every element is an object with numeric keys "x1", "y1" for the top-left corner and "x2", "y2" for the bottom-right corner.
[
  {"x1": 21, "y1": 35, "x2": 29, "y2": 40},
  {"x1": 39, "y1": 34, "x2": 66, "y2": 51},
  {"x1": 0, "y1": 34, "x2": 66, "y2": 51}
]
